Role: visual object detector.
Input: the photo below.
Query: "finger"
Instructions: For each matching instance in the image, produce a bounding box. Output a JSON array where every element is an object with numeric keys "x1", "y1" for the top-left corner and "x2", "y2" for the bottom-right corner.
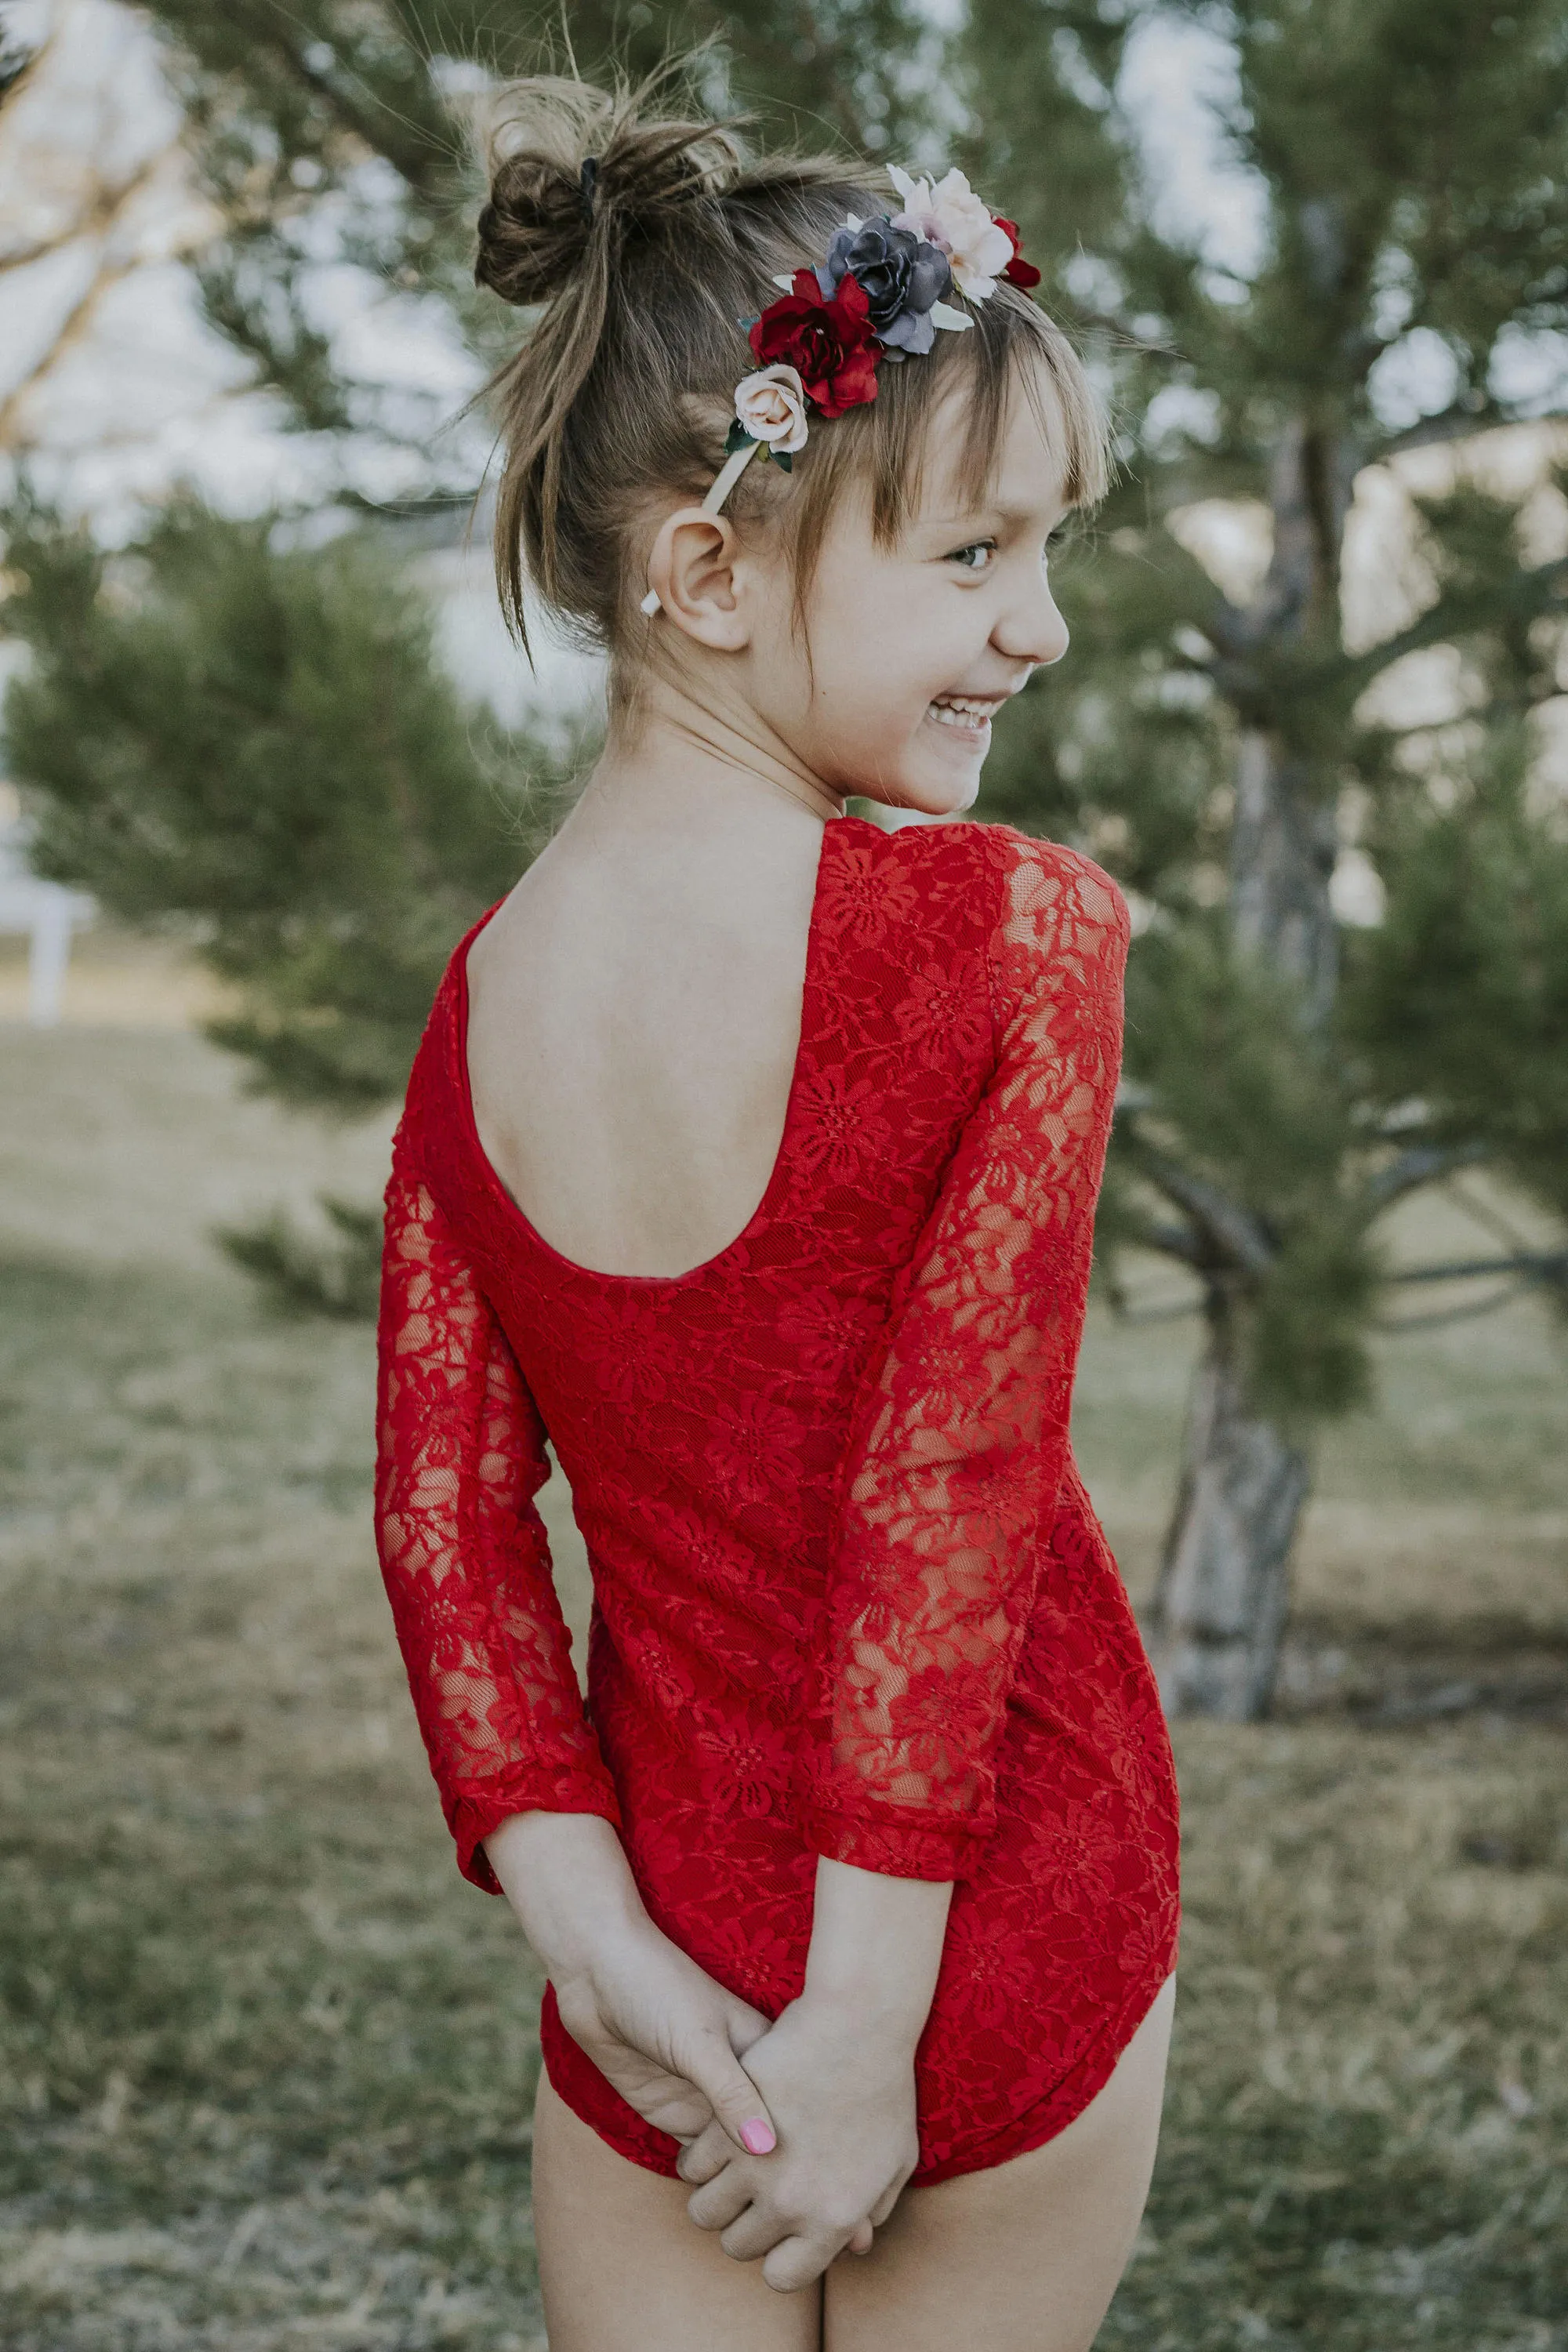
[
  {"x1": 848, "y1": 2220, "x2": 874, "y2": 2255},
  {"x1": 718, "y1": 2199, "x2": 793, "y2": 2266},
  {"x1": 724, "y1": 1998, "x2": 773, "y2": 2060},
  {"x1": 761, "y1": 2231, "x2": 839, "y2": 2295},
  {"x1": 868, "y1": 2181, "x2": 902, "y2": 2227},
  {"x1": 675, "y1": 2122, "x2": 731, "y2": 2187},
  {"x1": 685, "y1": 2169, "x2": 757, "y2": 2235},
  {"x1": 681, "y1": 2027, "x2": 777, "y2": 2158},
  {"x1": 635, "y1": 2085, "x2": 719, "y2": 2142}
]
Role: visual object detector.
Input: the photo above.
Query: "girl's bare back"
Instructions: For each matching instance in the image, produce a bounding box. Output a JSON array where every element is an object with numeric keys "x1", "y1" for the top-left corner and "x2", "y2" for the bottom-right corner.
[{"x1": 464, "y1": 808, "x2": 826, "y2": 1282}]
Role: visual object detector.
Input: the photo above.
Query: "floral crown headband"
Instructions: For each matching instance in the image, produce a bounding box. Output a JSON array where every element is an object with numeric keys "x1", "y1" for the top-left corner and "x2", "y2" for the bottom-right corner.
[{"x1": 638, "y1": 165, "x2": 1040, "y2": 615}]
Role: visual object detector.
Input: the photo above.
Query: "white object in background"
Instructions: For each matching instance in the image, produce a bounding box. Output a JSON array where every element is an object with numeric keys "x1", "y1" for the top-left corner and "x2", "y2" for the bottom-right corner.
[
  {"x1": 0, "y1": 782, "x2": 96, "y2": 1025},
  {"x1": 24, "y1": 887, "x2": 77, "y2": 1024}
]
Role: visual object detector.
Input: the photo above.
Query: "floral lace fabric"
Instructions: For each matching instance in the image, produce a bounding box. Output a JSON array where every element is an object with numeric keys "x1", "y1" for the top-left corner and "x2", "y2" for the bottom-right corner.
[{"x1": 375, "y1": 816, "x2": 1181, "y2": 2185}]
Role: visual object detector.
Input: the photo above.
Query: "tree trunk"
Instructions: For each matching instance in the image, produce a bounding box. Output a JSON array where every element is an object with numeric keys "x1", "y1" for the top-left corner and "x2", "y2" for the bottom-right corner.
[
  {"x1": 1148, "y1": 1292, "x2": 1311, "y2": 1721},
  {"x1": 1150, "y1": 415, "x2": 1346, "y2": 1719},
  {"x1": 1149, "y1": 713, "x2": 1329, "y2": 1719},
  {"x1": 1230, "y1": 728, "x2": 1341, "y2": 1028}
]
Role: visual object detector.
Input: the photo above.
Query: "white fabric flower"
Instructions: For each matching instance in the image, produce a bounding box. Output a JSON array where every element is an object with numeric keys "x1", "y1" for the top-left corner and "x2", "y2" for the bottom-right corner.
[
  {"x1": 889, "y1": 164, "x2": 1015, "y2": 300},
  {"x1": 734, "y1": 364, "x2": 810, "y2": 452}
]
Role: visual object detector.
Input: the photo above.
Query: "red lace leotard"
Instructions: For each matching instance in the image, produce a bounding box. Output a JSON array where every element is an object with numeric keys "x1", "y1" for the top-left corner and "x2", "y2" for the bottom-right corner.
[{"x1": 374, "y1": 815, "x2": 1181, "y2": 2186}]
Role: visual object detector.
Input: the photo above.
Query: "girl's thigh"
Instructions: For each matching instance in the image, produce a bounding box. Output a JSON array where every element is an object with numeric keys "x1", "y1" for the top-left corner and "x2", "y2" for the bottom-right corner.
[
  {"x1": 528, "y1": 2064, "x2": 824, "y2": 2352},
  {"x1": 824, "y1": 1973, "x2": 1177, "y2": 2352}
]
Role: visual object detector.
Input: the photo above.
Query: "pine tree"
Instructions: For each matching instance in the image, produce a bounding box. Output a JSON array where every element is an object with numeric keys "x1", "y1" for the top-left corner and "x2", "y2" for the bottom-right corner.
[
  {"x1": 2, "y1": 499, "x2": 583, "y2": 1110},
  {"x1": 960, "y1": 0, "x2": 1568, "y2": 1712}
]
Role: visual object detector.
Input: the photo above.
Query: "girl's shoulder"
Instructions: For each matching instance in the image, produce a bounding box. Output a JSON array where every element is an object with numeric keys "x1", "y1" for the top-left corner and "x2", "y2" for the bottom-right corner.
[{"x1": 846, "y1": 816, "x2": 1128, "y2": 964}]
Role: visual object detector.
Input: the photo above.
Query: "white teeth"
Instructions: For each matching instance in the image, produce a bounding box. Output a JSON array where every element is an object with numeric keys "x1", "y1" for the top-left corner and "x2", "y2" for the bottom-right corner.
[{"x1": 927, "y1": 695, "x2": 996, "y2": 730}]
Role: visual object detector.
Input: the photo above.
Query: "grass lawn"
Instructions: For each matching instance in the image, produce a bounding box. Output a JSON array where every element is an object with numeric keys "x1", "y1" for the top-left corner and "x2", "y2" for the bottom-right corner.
[{"x1": 1, "y1": 1023, "x2": 1564, "y2": 2350}]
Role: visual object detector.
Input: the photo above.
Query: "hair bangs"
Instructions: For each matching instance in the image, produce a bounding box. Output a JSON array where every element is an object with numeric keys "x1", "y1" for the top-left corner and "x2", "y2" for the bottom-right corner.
[{"x1": 781, "y1": 284, "x2": 1110, "y2": 642}]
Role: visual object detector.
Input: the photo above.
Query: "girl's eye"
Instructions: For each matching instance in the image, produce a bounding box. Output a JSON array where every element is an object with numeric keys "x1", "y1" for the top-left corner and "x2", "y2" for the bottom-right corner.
[{"x1": 946, "y1": 539, "x2": 996, "y2": 572}]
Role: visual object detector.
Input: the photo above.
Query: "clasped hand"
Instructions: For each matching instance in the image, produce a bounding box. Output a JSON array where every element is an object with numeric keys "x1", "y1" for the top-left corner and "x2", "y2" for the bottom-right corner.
[
  {"x1": 555, "y1": 1922, "x2": 919, "y2": 2292},
  {"x1": 494, "y1": 1822, "x2": 942, "y2": 2295},
  {"x1": 676, "y1": 1992, "x2": 919, "y2": 2292}
]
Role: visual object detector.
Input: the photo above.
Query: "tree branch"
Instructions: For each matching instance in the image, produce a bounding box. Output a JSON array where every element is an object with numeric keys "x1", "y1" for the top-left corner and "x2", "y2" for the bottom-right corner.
[
  {"x1": 1374, "y1": 1285, "x2": 1527, "y2": 1332},
  {"x1": 1363, "y1": 1142, "x2": 1489, "y2": 1212},
  {"x1": 0, "y1": 143, "x2": 191, "y2": 452},
  {"x1": 1387, "y1": 1250, "x2": 1568, "y2": 1287},
  {"x1": 1320, "y1": 553, "x2": 1568, "y2": 709},
  {"x1": 1140, "y1": 1219, "x2": 1205, "y2": 1265},
  {"x1": 1378, "y1": 399, "x2": 1568, "y2": 459},
  {"x1": 0, "y1": 143, "x2": 172, "y2": 275},
  {"x1": 1130, "y1": 1147, "x2": 1277, "y2": 1276}
]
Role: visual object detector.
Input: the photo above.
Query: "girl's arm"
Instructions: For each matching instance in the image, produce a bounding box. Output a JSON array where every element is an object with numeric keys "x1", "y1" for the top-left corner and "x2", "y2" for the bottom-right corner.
[
  {"x1": 376, "y1": 1140, "x2": 779, "y2": 2154},
  {"x1": 677, "y1": 842, "x2": 1130, "y2": 2289},
  {"x1": 375, "y1": 1141, "x2": 619, "y2": 1877}
]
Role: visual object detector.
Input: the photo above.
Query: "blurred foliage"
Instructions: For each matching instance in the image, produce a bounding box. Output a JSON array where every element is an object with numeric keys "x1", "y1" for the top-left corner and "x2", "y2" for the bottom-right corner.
[
  {"x1": 2, "y1": 498, "x2": 589, "y2": 1112},
  {"x1": 958, "y1": 0, "x2": 1568, "y2": 1439},
  {"x1": 214, "y1": 1195, "x2": 386, "y2": 1319},
  {"x1": 1117, "y1": 927, "x2": 1377, "y2": 1421},
  {"x1": 1347, "y1": 730, "x2": 1568, "y2": 1234}
]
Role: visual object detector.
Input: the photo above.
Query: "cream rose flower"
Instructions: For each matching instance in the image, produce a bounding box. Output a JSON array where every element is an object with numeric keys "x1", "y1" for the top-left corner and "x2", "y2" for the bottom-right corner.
[
  {"x1": 734, "y1": 364, "x2": 810, "y2": 453},
  {"x1": 889, "y1": 164, "x2": 1015, "y2": 300}
]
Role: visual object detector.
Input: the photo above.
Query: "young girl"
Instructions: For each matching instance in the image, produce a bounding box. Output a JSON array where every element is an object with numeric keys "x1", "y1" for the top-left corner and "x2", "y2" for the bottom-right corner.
[{"x1": 374, "y1": 67, "x2": 1181, "y2": 2352}]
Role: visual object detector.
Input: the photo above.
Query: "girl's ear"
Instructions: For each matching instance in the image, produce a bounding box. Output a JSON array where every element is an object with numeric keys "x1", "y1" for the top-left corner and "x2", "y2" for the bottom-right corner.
[{"x1": 643, "y1": 508, "x2": 750, "y2": 651}]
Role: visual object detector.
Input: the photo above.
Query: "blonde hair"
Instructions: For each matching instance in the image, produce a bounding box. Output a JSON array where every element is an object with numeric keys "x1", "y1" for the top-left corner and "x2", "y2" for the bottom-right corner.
[{"x1": 474, "y1": 64, "x2": 1109, "y2": 699}]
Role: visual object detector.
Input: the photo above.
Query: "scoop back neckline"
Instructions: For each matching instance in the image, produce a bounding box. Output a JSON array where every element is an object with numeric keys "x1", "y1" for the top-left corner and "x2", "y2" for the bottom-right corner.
[{"x1": 450, "y1": 811, "x2": 866, "y2": 1289}]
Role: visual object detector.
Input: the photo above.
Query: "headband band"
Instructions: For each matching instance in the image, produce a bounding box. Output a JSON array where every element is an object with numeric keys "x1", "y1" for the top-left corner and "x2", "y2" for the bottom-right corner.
[{"x1": 637, "y1": 439, "x2": 764, "y2": 613}]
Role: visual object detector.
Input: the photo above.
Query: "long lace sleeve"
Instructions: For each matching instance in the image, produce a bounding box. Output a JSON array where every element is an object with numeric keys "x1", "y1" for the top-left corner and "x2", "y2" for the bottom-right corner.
[
  {"x1": 797, "y1": 841, "x2": 1130, "y2": 1882},
  {"x1": 374, "y1": 1136, "x2": 622, "y2": 1893}
]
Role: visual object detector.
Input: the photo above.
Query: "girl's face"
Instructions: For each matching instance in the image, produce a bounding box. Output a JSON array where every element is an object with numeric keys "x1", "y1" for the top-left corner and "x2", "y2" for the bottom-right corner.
[{"x1": 742, "y1": 362, "x2": 1074, "y2": 815}]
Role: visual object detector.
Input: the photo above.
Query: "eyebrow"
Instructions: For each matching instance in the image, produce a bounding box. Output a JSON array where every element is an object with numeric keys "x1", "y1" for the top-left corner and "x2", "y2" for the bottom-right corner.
[{"x1": 919, "y1": 501, "x2": 1066, "y2": 531}]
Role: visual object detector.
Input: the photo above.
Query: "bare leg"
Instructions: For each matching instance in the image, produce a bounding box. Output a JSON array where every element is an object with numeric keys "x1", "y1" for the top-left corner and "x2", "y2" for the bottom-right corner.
[
  {"x1": 530, "y1": 1975, "x2": 1174, "y2": 2352},
  {"x1": 530, "y1": 2065, "x2": 825, "y2": 2352},
  {"x1": 824, "y1": 1973, "x2": 1176, "y2": 2352}
]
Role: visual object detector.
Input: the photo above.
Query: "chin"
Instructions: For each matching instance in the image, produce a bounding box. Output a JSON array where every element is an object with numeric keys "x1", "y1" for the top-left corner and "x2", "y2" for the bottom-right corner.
[
  {"x1": 840, "y1": 728, "x2": 989, "y2": 819},
  {"x1": 895, "y1": 760, "x2": 985, "y2": 818},
  {"x1": 859, "y1": 781, "x2": 978, "y2": 824}
]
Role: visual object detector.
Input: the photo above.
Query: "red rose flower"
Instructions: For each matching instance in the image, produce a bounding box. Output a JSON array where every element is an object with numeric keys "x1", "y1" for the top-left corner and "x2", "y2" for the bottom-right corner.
[
  {"x1": 748, "y1": 268, "x2": 881, "y2": 419},
  {"x1": 993, "y1": 218, "x2": 1043, "y2": 291}
]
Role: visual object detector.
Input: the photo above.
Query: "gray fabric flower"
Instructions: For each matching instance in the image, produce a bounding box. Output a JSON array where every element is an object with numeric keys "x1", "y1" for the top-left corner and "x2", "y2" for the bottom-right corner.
[{"x1": 815, "y1": 215, "x2": 953, "y2": 357}]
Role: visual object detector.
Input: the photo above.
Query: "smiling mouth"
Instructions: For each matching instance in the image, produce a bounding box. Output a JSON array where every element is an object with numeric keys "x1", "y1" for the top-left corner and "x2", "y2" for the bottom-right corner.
[{"x1": 926, "y1": 694, "x2": 1004, "y2": 735}]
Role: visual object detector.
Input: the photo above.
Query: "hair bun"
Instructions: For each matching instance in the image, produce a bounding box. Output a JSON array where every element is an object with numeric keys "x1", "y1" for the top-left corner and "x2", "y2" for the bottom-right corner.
[
  {"x1": 474, "y1": 151, "x2": 593, "y2": 307},
  {"x1": 474, "y1": 73, "x2": 747, "y2": 309}
]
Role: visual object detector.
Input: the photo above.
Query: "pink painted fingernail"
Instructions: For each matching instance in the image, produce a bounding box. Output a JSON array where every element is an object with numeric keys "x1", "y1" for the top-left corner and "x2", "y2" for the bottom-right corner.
[{"x1": 739, "y1": 2118, "x2": 776, "y2": 2155}]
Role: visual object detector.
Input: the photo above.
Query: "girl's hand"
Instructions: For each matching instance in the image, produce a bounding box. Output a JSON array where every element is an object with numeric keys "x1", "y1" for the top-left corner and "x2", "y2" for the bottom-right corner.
[
  {"x1": 482, "y1": 1813, "x2": 778, "y2": 2155},
  {"x1": 552, "y1": 1918, "x2": 779, "y2": 2151},
  {"x1": 674, "y1": 1992, "x2": 920, "y2": 2292}
]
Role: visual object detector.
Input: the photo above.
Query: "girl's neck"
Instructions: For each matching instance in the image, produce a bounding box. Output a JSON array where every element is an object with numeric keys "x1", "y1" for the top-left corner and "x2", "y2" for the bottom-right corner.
[{"x1": 578, "y1": 672, "x2": 848, "y2": 840}]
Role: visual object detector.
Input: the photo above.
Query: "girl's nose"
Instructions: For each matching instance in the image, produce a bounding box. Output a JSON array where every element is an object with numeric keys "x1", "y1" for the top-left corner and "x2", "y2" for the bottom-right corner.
[{"x1": 994, "y1": 575, "x2": 1069, "y2": 670}]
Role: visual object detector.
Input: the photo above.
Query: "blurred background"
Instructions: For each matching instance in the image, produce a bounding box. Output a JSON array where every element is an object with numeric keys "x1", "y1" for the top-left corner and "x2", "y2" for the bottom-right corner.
[{"x1": 1, "y1": 2, "x2": 1564, "y2": 2346}]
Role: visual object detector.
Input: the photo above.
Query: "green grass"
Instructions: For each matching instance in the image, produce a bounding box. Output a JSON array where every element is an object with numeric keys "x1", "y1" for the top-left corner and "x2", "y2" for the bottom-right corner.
[
  {"x1": 1, "y1": 1025, "x2": 1565, "y2": 2348},
  {"x1": 0, "y1": 1252, "x2": 550, "y2": 2349},
  {"x1": 1108, "y1": 1723, "x2": 1566, "y2": 2348}
]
